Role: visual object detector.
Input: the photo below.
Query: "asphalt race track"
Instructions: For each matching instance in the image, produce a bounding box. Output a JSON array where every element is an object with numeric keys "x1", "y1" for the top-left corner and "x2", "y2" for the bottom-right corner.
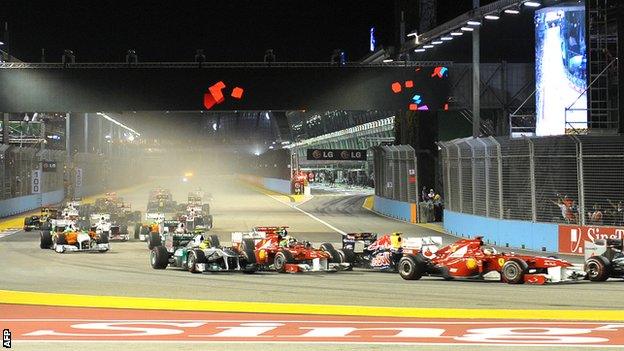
[{"x1": 1, "y1": 175, "x2": 623, "y2": 311}]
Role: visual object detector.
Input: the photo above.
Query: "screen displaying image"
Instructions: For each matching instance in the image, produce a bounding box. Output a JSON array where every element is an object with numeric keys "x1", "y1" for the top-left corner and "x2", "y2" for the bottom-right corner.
[{"x1": 535, "y1": 5, "x2": 587, "y2": 136}]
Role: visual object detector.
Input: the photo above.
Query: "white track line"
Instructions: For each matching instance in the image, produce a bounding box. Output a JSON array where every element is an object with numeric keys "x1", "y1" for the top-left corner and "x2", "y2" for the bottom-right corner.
[
  {"x1": 0, "y1": 229, "x2": 21, "y2": 240},
  {"x1": 264, "y1": 193, "x2": 346, "y2": 235}
]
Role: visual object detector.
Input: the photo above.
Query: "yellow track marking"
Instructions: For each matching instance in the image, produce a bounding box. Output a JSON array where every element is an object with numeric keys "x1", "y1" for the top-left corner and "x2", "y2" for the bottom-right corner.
[{"x1": 0, "y1": 290, "x2": 621, "y2": 321}]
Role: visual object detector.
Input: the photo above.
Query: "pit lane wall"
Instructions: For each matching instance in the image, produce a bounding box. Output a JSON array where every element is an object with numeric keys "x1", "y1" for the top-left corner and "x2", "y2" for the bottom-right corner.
[
  {"x1": 369, "y1": 196, "x2": 417, "y2": 223},
  {"x1": 443, "y1": 210, "x2": 559, "y2": 252},
  {"x1": 0, "y1": 190, "x2": 64, "y2": 218}
]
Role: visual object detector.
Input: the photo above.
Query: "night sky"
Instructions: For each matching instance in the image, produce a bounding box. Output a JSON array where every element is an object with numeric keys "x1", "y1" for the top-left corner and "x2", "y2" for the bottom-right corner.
[{"x1": 2, "y1": 0, "x2": 513, "y2": 63}]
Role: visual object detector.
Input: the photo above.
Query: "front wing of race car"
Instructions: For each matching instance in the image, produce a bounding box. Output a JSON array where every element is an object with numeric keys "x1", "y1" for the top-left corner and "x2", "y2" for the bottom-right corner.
[
  {"x1": 54, "y1": 243, "x2": 110, "y2": 253},
  {"x1": 523, "y1": 265, "x2": 586, "y2": 284},
  {"x1": 108, "y1": 233, "x2": 130, "y2": 241},
  {"x1": 283, "y1": 259, "x2": 351, "y2": 273}
]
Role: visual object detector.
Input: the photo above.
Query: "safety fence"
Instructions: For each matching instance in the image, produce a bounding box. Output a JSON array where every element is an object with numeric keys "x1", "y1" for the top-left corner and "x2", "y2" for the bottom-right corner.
[
  {"x1": 439, "y1": 135, "x2": 624, "y2": 227},
  {"x1": 371, "y1": 145, "x2": 418, "y2": 203}
]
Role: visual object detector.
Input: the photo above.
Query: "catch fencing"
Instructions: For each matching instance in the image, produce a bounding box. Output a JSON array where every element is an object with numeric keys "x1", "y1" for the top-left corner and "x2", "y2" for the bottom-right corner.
[
  {"x1": 439, "y1": 135, "x2": 624, "y2": 226},
  {"x1": 371, "y1": 145, "x2": 418, "y2": 203}
]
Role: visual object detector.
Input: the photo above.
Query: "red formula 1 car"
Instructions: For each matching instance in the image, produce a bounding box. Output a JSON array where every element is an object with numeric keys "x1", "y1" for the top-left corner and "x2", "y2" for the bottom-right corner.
[
  {"x1": 231, "y1": 226, "x2": 350, "y2": 273},
  {"x1": 399, "y1": 236, "x2": 585, "y2": 284}
]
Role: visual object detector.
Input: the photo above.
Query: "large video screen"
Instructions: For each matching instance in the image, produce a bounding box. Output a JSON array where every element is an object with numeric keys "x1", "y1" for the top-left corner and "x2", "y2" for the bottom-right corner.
[{"x1": 535, "y1": 5, "x2": 587, "y2": 136}]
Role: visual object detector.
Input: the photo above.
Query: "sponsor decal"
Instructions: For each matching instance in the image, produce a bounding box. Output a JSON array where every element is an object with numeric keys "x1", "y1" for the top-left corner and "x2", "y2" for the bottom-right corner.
[
  {"x1": 11, "y1": 319, "x2": 624, "y2": 346},
  {"x1": 306, "y1": 149, "x2": 367, "y2": 161},
  {"x1": 558, "y1": 225, "x2": 624, "y2": 254}
]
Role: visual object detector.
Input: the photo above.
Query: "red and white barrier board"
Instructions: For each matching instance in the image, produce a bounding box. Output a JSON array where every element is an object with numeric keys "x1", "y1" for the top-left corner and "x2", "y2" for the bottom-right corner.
[{"x1": 558, "y1": 225, "x2": 624, "y2": 254}]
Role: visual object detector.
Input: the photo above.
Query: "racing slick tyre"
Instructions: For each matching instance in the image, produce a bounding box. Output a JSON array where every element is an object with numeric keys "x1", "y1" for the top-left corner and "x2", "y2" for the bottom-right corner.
[
  {"x1": 202, "y1": 204, "x2": 210, "y2": 213},
  {"x1": 150, "y1": 246, "x2": 169, "y2": 269},
  {"x1": 208, "y1": 234, "x2": 220, "y2": 248},
  {"x1": 40, "y1": 230, "x2": 53, "y2": 249},
  {"x1": 320, "y1": 243, "x2": 342, "y2": 263},
  {"x1": 240, "y1": 238, "x2": 258, "y2": 273},
  {"x1": 148, "y1": 232, "x2": 162, "y2": 250},
  {"x1": 187, "y1": 249, "x2": 207, "y2": 273},
  {"x1": 205, "y1": 215, "x2": 214, "y2": 230},
  {"x1": 55, "y1": 233, "x2": 68, "y2": 246},
  {"x1": 24, "y1": 217, "x2": 33, "y2": 232},
  {"x1": 338, "y1": 249, "x2": 356, "y2": 264},
  {"x1": 133, "y1": 224, "x2": 141, "y2": 240},
  {"x1": 584, "y1": 256, "x2": 611, "y2": 282},
  {"x1": 398, "y1": 255, "x2": 424, "y2": 280},
  {"x1": 98, "y1": 232, "x2": 109, "y2": 244},
  {"x1": 501, "y1": 258, "x2": 529, "y2": 284},
  {"x1": 274, "y1": 250, "x2": 295, "y2": 273},
  {"x1": 42, "y1": 221, "x2": 52, "y2": 231}
]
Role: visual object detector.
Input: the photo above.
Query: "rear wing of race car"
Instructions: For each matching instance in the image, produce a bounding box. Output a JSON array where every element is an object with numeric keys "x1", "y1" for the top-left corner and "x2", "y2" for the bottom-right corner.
[
  {"x1": 252, "y1": 226, "x2": 289, "y2": 234},
  {"x1": 90, "y1": 213, "x2": 111, "y2": 221},
  {"x1": 145, "y1": 212, "x2": 165, "y2": 221},
  {"x1": 584, "y1": 239, "x2": 624, "y2": 260},
  {"x1": 231, "y1": 231, "x2": 268, "y2": 248},
  {"x1": 402, "y1": 236, "x2": 443, "y2": 255}
]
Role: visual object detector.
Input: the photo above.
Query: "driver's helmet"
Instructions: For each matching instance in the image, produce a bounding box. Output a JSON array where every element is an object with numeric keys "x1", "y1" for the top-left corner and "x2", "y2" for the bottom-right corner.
[
  {"x1": 279, "y1": 235, "x2": 296, "y2": 247},
  {"x1": 482, "y1": 246, "x2": 496, "y2": 255}
]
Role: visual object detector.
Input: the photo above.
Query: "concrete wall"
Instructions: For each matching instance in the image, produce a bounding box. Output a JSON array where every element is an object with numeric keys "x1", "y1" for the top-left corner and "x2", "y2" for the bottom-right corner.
[
  {"x1": 240, "y1": 174, "x2": 292, "y2": 195},
  {"x1": 372, "y1": 196, "x2": 417, "y2": 223},
  {"x1": 262, "y1": 177, "x2": 292, "y2": 194},
  {"x1": 443, "y1": 210, "x2": 559, "y2": 253},
  {"x1": 0, "y1": 190, "x2": 64, "y2": 218}
]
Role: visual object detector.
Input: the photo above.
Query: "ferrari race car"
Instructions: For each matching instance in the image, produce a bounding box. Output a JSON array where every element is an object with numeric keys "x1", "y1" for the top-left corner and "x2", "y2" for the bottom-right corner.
[
  {"x1": 40, "y1": 222, "x2": 110, "y2": 253},
  {"x1": 231, "y1": 226, "x2": 350, "y2": 273},
  {"x1": 584, "y1": 239, "x2": 624, "y2": 281},
  {"x1": 398, "y1": 236, "x2": 585, "y2": 284},
  {"x1": 150, "y1": 232, "x2": 257, "y2": 273},
  {"x1": 326, "y1": 232, "x2": 442, "y2": 271}
]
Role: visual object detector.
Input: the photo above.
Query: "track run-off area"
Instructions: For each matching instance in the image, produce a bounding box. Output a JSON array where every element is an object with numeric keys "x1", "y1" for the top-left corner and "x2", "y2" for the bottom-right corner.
[{"x1": 1, "y1": 176, "x2": 623, "y2": 349}]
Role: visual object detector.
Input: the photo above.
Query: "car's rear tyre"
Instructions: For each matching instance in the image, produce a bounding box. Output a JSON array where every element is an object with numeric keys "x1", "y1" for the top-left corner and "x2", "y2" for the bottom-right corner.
[
  {"x1": 133, "y1": 223, "x2": 141, "y2": 240},
  {"x1": 42, "y1": 222, "x2": 52, "y2": 231},
  {"x1": 208, "y1": 234, "x2": 220, "y2": 248},
  {"x1": 274, "y1": 250, "x2": 294, "y2": 273},
  {"x1": 585, "y1": 256, "x2": 611, "y2": 282},
  {"x1": 187, "y1": 249, "x2": 207, "y2": 273},
  {"x1": 40, "y1": 230, "x2": 53, "y2": 249},
  {"x1": 502, "y1": 258, "x2": 528, "y2": 284},
  {"x1": 338, "y1": 248, "x2": 356, "y2": 264},
  {"x1": 241, "y1": 238, "x2": 257, "y2": 264},
  {"x1": 320, "y1": 243, "x2": 342, "y2": 263},
  {"x1": 205, "y1": 215, "x2": 213, "y2": 230},
  {"x1": 399, "y1": 255, "x2": 423, "y2": 280},
  {"x1": 99, "y1": 232, "x2": 109, "y2": 244},
  {"x1": 148, "y1": 232, "x2": 161, "y2": 250},
  {"x1": 55, "y1": 233, "x2": 68, "y2": 245},
  {"x1": 150, "y1": 246, "x2": 169, "y2": 269}
]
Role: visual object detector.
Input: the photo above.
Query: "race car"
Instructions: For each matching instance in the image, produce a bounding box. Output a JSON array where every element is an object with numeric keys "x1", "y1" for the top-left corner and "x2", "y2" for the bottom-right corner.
[
  {"x1": 40, "y1": 223, "x2": 110, "y2": 253},
  {"x1": 90, "y1": 213, "x2": 130, "y2": 241},
  {"x1": 325, "y1": 232, "x2": 442, "y2": 271},
  {"x1": 23, "y1": 207, "x2": 59, "y2": 231},
  {"x1": 584, "y1": 239, "x2": 624, "y2": 281},
  {"x1": 231, "y1": 226, "x2": 350, "y2": 273},
  {"x1": 399, "y1": 236, "x2": 585, "y2": 284},
  {"x1": 150, "y1": 233, "x2": 257, "y2": 273},
  {"x1": 146, "y1": 219, "x2": 189, "y2": 250}
]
